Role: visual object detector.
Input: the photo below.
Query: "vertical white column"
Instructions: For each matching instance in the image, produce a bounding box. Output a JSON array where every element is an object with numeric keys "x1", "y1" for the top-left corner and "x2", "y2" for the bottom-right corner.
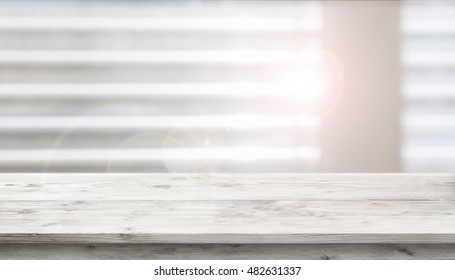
[{"x1": 321, "y1": 1, "x2": 402, "y2": 172}]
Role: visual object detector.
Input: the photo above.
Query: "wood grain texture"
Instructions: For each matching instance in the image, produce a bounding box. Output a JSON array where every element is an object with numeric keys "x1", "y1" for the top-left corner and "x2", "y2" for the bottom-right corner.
[
  {"x1": 1, "y1": 174, "x2": 455, "y2": 244},
  {"x1": 2, "y1": 244, "x2": 455, "y2": 260}
]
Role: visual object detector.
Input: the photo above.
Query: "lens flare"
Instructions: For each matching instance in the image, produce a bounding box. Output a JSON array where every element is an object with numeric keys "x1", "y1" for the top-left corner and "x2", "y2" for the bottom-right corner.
[{"x1": 162, "y1": 128, "x2": 225, "y2": 173}]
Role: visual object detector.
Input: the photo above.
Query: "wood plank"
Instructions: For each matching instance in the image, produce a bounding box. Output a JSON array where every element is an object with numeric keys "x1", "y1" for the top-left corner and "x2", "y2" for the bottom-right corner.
[
  {"x1": 2, "y1": 244, "x2": 455, "y2": 260},
  {"x1": 0, "y1": 174, "x2": 453, "y2": 201},
  {"x1": 2, "y1": 200, "x2": 455, "y2": 244},
  {"x1": 1, "y1": 174, "x2": 455, "y2": 244}
]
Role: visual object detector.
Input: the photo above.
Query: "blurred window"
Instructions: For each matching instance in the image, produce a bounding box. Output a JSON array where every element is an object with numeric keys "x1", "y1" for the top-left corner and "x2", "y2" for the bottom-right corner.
[
  {"x1": 0, "y1": 1, "x2": 323, "y2": 172},
  {"x1": 401, "y1": 1, "x2": 455, "y2": 172}
]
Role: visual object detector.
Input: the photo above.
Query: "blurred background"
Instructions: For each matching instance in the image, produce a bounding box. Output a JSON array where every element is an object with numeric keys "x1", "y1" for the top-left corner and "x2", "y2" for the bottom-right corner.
[{"x1": 0, "y1": 0, "x2": 452, "y2": 173}]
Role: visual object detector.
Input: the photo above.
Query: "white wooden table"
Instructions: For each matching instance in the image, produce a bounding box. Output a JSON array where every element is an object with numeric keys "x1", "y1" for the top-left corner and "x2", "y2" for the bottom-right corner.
[{"x1": 1, "y1": 173, "x2": 454, "y2": 259}]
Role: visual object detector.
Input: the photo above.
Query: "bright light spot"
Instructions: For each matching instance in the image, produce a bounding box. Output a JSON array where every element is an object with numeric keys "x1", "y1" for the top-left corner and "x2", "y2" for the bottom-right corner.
[{"x1": 280, "y1": 68, "x2": 323, "y2": 98}]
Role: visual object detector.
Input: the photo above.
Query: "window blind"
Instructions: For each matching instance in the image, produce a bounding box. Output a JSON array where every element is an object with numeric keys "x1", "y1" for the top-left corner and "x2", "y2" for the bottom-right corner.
[
  {"x1": 402, "y1": 1, "x2": 455, "y2": 172},
  {"x1": 0, "y1": 1, "x2": 323, "y2": 172}
]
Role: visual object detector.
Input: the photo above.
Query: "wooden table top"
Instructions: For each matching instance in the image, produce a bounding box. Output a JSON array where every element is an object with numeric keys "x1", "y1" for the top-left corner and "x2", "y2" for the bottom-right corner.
[{"x1": 1, "y1": 173, "x2": 454, "y2": 244}]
